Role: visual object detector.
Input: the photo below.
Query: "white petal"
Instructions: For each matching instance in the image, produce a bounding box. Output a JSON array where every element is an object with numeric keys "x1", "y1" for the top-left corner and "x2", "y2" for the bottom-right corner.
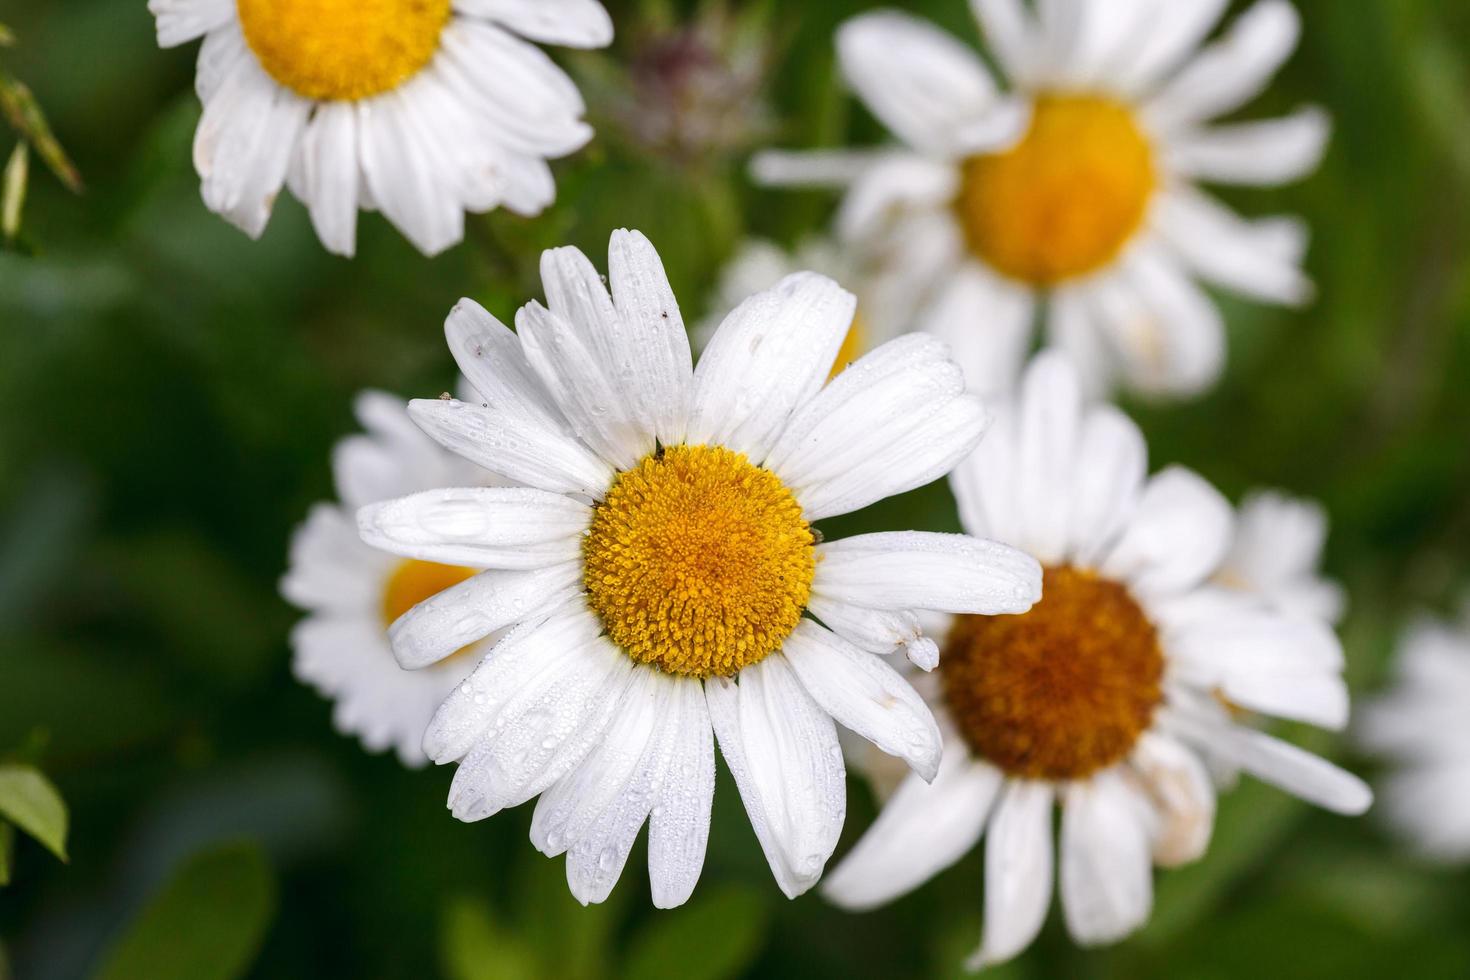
[
  {"x1": 1044, "y1": 286, "x2": 1116, "y2": 399},
  {"x1": 806, "y1": 595, "x2": 926, "y2": 657},
  {"x1": 1165, "y1": 711, "x2": 1372, "y2": 815},
  {"x1": 1068, "y1": 404, "x2": 1147, "y2": 568},
  {"x1": 448, "y1": 633, "x2": 635, "y2": 823},
  {"x1": 823, "y1": 753, "x2": 1002, "y2": 909},
  {"x1": 705, "y1": 658, "x2": 846, "y2": 898},
  {"x1": 280, "y1": 504, "x2": 383, "y2": 612},
  {"x1": 607, "y1": 229, "x2": 695, "y2": 446},
  {"x1": 356, "y1": 487, "x2": 589, "y2": 569},
  {"x1": 837, "y1": 11, "x2": 1024, "y2": 158},
  {"x1": 1110, "y1": 0, "x2": 1229, "y2": 95},
  {"x1": 1059, "y1": 772, "x2": 1155, "y2": 946},
  {"x1": 357, "y1": 92, "x2": 465, "y2": 256},
  {"x1": 195, "y1": 25, "x2": 248, "y2": 103},
  {"x1": 951, "y1": 402, "x2": 1020, "y2": 546},
  {"x1": 1131, "y1": 732, "x2": 1215, "y2": 867},
  {"x1": 687, "y1": 273, "x2": 856, "y2": 463},
  {"x1": 814, "y1": 532, "x2": 1042, "y2": 616},
  {"x1": 194, "y1": 63, "x2": 308, "y2": 239},
  {"x1": 294, "y1": 103, "x2": 359, "y2": 257},
  {"x1": 560, "y1": 671, "x2": 689, "y2": 906},
  {"x1": 388, "y1": 562, "x2": 584, "y2": 668},
  {"x1": 1145, "y1": 1, "x2": 1303, "y2": 130},
  {"x1": 423, "y1": 607, "x2": 602, "y2": 765},
  {"x1": 834, "y1": 153, "x2": 960, "y2": 244},
  {"x1": 529, "y1": 666, "x2": 671, "y2": 905},
  {"x1": 1086, "y1": 245, "x2": 1226, "y2": 398},
  {"x1": 647, "y1": 680, "x2": 716, "y2": 908},
  {"x1": 1013, "y1": 351, "x2": 1084, "y2": 565},
  {"x1": 1152, "y1": 187, "x2": 1314, "y2": 307},
  {"x1": 968, "y1": 0, "x2": 1039, "y2": 83},
  {"x1": 920, "y1": 263, "x2": 1036, "y2": 397},
  {"x1": 764, "y1": 337, "x2": 966, "y2": 502},
  {"x1": 149, "y1": 0, "x2": 234, "y2": 47},
  {"x1": 1101, "y1": 466, "x2": 1233, "y2": 600},
  {"x1": 783, "y1": 622, "x2": 942, "y2": 781},
  {"x1": 796, "y1": 394, "x2": 991, "y2": 521},
  {"x1": 444, "y1": 300, "x2": 569, "y2": 433},
  {"x1": 515, "y1": 300, "x2": 651, "y2": 469},
  {"x1": 969, "y1": 780, "x2": 1054, "y2": 969},
  {"x1": 749, "y1": 149, "x2": 886, "y2": 189},
  {"x1": 1165, "y1": 107, "x2": 1330, "y2": 186},
  {"x1": 408, "y1": 398, "x2": 613, "y2": 496},
  {"x1": 454, "y1": 0, "x2": 613, "y2": 48}
]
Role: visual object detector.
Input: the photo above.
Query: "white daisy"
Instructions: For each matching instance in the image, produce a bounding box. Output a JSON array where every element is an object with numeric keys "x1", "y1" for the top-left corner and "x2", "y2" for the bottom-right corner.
[
  {"x1": 755, "y1": 0, "x2": 1325, "y2": 398},
  {"x1": 822, "y1": 353, "x2": 1369, "y2": 968},
  {"x1": 148, "y1": 0, "x2": 612, "y2": 256},
  {"x1": 353, "y1": 229, "x2": 1043, "y2": 907},
  {"x1": 1358, "y1": 604, "x2": 1470, "y2": 862},
  {"x1": 282, "y1": 388, "x2": 501, "y2": 767},
  {"x1": 1216, "y1": 488, "x2": 1345, "y2": 625}
]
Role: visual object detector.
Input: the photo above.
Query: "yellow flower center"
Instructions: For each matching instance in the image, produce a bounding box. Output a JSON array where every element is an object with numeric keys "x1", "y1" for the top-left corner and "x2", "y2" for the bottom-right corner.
[
  {"x1": 942, "y1": 565, "x2": 1164, "y2": 781},
  {"x1": 236, "y1": 0, "x2": 451, "y2": 102},
  {"x1": 381, "y1": 558, "x2": 478, "y2": 629},
  {"x1": 955, "y1": 94, "x2": 1157, "y2": 286},
  {"x1": 583, "y1": 445, "x2": 816, "y2": 678}
]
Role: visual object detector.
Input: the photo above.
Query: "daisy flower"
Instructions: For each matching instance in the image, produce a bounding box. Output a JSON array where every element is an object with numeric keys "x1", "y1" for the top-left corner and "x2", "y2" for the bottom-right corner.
[
  {"x1": 354, "y1": 229, "x2": 1043, "y2": 907},
  {"x1": 822, "y1": 353, "x2": 1369, "y2": 968},
  {"x1": 148, "y1": 0, "x2": 612, "y2": 256},
  {"x1": 282, "y1": 388, "x2": 502, "y2": 766},
  {"x1": 756, "y1": 0, "x2": 1326, "y2": 398},
  {"x1": 1216, "y1": 488, "x2": 1345, "y2": 624},
  {"x1": 1358, "y1": 604, "x2": 1470, "y2": 862}
]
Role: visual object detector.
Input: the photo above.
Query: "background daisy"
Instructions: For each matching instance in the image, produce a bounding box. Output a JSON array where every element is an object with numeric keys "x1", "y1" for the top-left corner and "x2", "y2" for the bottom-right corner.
[
  {"x1": 148, "y1": 0, "x2": 612, "y2": 256},
  {"x1": 281, "y1": 388, "x2": 501, "y2": 766},
  {"x1": 756, "y1": 0, "x2": 1325, "y2": 398},
  {"x1": 823, "y1": 353, "x2": 1369, "y2": 967},
  {"x1": 1358, "y1": 604, "x2": 1470, "y2": 862},
  {"x1": 355, "y1": 229, "x2": 1041, "y2": 907}
]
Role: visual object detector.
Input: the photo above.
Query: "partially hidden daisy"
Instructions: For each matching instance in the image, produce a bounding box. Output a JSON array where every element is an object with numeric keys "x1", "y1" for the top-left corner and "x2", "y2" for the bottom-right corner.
[
  {"x1": 354, "y1": 229, "x2": 1043, "y2": 906},
  {"x1": 822, "y1": 353, "x2": 1369, "y2": 968},
  {"x1": 148, "y1": 0, "x2": 612, "y2": 256},
  {"x1": 756, "y1": 0, "x2": 1326, "y2": 398},
  {"x1": 1358, "y1": 603, "x2": 1470, "y2": 862},
  {"x1": 1216, "y1": 488, "x2": 1345, "y2": 625},
  {"x1": 282, "y1": 388, "x2": 503, "y2": 766}
]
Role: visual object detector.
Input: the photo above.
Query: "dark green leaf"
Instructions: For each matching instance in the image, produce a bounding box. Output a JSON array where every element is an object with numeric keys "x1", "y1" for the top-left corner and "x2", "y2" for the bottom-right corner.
[
  {"x1": 623, "y1": 886, "x2": 770, "y2": 980},
  {"x1": 95, "y1": 840, "x2": 276, "y2": 980},
  {"x1": 0, "y1": 764, "x2": 67, "y2": 862},
  {"x1": 439, "y1": 895, "x2": 540, "y2": 980}
]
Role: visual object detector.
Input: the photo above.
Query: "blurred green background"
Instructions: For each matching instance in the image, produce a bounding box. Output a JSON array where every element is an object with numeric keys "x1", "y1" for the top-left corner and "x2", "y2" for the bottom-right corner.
[{"x1": 2, "y1": 0, "x2": 1470, "y2": 977}]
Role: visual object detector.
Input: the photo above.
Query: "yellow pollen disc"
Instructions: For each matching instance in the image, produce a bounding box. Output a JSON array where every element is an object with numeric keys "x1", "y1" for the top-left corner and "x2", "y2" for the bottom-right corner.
[
  {"x1": 236, "y1": 0, "x2": 451, "y2": 102},
  {"x1": 955, "y1": 94, "x2": 1157, "y2": 286},
  {"x1": 829, "y1": 310, "x2": 867, "y2": 380},
  {"x1": 382, "y1": 558, "x2": 477, "y2": 630},
  {"x1": 583, "y1": 445, "x2": 816, "y2": 679},
  {"x1": 941, "y1": 565, "x2": 1164, "y2": 781}
]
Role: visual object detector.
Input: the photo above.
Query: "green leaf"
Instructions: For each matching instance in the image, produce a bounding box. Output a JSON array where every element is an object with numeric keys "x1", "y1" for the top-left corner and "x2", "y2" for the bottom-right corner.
[
  {"x1": 0, "y1": 764, "x2": 67, "y2": 862},
  {"x1": 439, "y1": 895, "x2": 541, "y2": 980},
  {"x1": 0, "y1": 821, "x2": 13, "y2": 886},
  {"x1": 96, "y1": 840, "x2": 276, "y2": 980},
  {"x1": 623, "y1": 886, "x2": 770, "y2": 980}
]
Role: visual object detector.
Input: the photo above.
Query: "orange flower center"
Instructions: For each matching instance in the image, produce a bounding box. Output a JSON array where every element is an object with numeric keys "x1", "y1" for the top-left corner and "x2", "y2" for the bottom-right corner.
[
  {"x1": 942, "y1": 565, "x2": 1164, "y2": 781},
  {"x1": 381, "y1": 558, "x2": 478, "y2": 629},
  {"x1": 955, "y1": 94, "x2": 1156, "y2": 286}
]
